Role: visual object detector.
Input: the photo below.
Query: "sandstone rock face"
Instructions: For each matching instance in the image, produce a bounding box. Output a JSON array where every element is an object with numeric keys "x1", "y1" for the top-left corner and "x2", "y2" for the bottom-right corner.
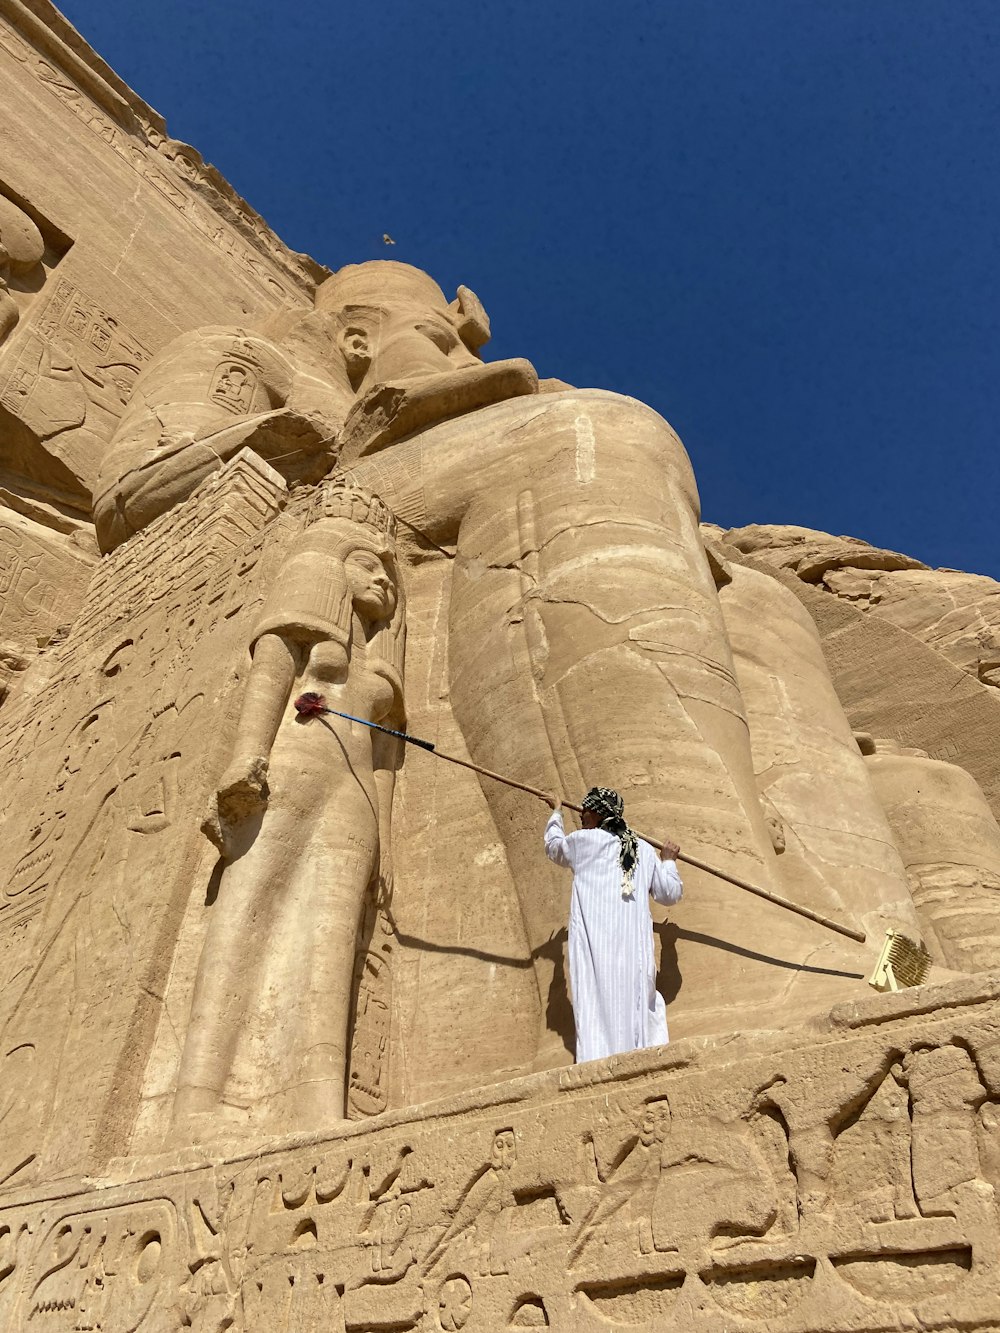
[
  {"x1": 1, "y1": 5, "x2": 1000, "y2": 1330},
  {"x1": 863, "y1": 741, "x2": 1000, "y2": 975},
  {"x1": 827, "y1": 566, "x2": 1000, "y2": 687},
  {"x1": 724, "y1": 522, "x2": 1000, "y2": 691},
  {"x1": 0, "y1": 0, "x2": 321, "y2": 709}
]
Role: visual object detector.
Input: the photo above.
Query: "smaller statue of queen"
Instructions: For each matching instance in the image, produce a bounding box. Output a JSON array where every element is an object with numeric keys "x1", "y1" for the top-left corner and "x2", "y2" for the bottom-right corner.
[{"x1": 173, "y1": 478, "x2": 405, "y2": 1139}]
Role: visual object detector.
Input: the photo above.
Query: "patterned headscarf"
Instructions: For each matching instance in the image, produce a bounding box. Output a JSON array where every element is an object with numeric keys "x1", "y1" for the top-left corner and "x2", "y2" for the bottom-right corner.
[{"x1": 582, "y1": 786, "x2": 640, "y2": 898}]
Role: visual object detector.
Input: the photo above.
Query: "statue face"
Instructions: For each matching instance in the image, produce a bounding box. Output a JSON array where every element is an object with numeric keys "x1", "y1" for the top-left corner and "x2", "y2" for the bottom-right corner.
[
  {"x1": 321, "y1": 267, "x2": 537, "y2": 459},
  {"x1": 491, "y1": 1129, "x2": 517, "y2": 1171},
  {"x1": 345, "y1": 547, "x2": 396, "y2": 622},
  {"x1": 342, "y1": 301, "x2": 482, "y2": 394}
]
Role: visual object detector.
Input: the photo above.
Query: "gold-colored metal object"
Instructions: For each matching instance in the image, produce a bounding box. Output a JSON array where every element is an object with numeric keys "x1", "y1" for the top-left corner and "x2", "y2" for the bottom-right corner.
[{"x1": 869, "y1": 930, "x2": 931, "y2": 993}]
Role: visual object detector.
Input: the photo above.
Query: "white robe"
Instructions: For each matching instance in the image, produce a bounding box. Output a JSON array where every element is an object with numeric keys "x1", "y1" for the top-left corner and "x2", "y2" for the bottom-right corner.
[{"x1": 544, "y1": 810, "x2": 683, "y2": 1063}]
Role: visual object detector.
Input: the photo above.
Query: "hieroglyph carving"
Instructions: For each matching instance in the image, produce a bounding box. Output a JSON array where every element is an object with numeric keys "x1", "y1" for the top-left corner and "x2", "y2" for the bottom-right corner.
[
  {"x1": 0, "y1": 973, "x2": 996, "y2": 1329},
  {"x1": 2, "y1": 274, "x2": 150, "y2": 418},
  {"x1": 0, "y1": 512, "x2": 94, "y2": 652}
]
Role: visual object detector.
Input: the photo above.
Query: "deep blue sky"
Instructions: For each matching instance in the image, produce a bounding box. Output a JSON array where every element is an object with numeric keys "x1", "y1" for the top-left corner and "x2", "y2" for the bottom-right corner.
[{"x1": 60, "y1": 1, "x2": 998, "y2": 575}]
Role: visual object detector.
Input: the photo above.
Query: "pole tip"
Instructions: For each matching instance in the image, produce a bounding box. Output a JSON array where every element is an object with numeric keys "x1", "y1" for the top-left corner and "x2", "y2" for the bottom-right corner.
[{"x1": 294, "y1": 692, "x2": 327, "y2": 717}]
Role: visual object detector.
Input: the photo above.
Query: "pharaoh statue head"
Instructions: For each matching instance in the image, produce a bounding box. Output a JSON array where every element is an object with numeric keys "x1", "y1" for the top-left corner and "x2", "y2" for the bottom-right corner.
[
  {"x1": 252, "y1": 477, "x2": 405, "y2": 707},
  {"x1": 314, "y1": 261, "x2": 539, "y2": 460}
]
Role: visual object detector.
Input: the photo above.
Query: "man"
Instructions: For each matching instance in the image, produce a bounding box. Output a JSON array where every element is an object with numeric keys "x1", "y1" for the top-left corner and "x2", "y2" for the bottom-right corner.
[{"x1": 544, "y1": 788, "x2": 682, "y2": 1063}]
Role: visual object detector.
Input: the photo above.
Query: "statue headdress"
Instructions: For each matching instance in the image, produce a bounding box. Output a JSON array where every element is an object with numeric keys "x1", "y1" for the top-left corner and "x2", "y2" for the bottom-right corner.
[{"x1": 252, "y1": 476, "x2": 405, "y2": 717}]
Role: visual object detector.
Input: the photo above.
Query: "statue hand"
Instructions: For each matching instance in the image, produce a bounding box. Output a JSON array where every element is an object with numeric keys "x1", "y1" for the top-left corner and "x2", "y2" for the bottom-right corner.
[
  {"x1": 201, "y1": 756, "x2": 269, "y2": 854},
  {"x1": 245, "y1": 408, "x2": 337, "y2": 469},
  {"x1": 217, "y1": 756, "x2": 270, "y2": 821}
]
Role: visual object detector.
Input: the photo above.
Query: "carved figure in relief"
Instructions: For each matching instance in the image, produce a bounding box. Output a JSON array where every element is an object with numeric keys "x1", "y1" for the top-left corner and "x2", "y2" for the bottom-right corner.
[
  {"x1": 905, "y1": 1044, "x2": 989, "y2": 1217},
  {"x1": 571, "y1": 1097, "x2": 672, "y2": 1263},
  {"x1": 573, "y1": 1098, "x2": 778, "y2": 1266},
  {"x1": 173, "y1": 479, "x2": 404, "y2": 1136},
  {"x1": 424, "y1": 1129, "x2": 521, "y2": 1276},
  {"x1": 826, "y1": 1062, "x2": 919, "y2": 1223}
]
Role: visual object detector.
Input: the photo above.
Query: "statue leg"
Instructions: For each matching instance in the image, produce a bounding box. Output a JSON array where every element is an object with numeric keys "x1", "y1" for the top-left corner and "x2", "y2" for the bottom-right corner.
[
  {"x1": 718, "y1": 565, "x2": 921, "y2": 992},
  {"x1": 172, "y1": 807, "x2": 277, "y2": 1134},
  {"x1": 438, "y1": 393, "x2": 779, "y2": 1050},
  {"x1": 247, "y1": 789, "x2": 378, "y2": 1130},
  {"x1": 174, "y1": 793, "x2": 376, "y2": 1136}
]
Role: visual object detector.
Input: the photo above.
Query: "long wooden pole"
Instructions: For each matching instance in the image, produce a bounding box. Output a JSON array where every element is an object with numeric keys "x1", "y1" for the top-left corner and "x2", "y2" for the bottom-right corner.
[{"x1": 299, "y1": 698, "x2": 868, "y2": 946}]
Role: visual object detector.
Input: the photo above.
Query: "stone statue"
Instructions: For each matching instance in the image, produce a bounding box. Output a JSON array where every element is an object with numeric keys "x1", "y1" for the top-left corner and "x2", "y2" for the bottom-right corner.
[
  {"x1": 99, "y1": 259, "x2": 935, "y2": 1063},
  {"x1": 92, "y1": 311, "x2": 352, "y2": 553},
  {"x1": 861, "y1": 737, "x2": 1000, "y2": 973},
  {"x1": 0, "y1": 193, "x2": 44, "y2": 346},
  {"x1": 172, "y1": 479, "x2": 405, "y2": 1137},
  {"x1": 716, "y1": 560, "x2": 923, "y2": 1013},
  {"x1": 8, "y1": 19, "x2": 1000, "y2": 1325},
  {"x1": 317, "y1": 262, "x2": 905, "y2": 1047}
]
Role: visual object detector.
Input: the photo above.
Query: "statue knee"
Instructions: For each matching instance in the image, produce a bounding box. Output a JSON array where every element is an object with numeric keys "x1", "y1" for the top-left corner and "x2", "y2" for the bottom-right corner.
[{"x1": 541, "y1": 391, "x2": 698, "y2": 511}]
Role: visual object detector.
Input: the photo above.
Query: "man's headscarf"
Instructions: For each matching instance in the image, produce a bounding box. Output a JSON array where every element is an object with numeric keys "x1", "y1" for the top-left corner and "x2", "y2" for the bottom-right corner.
[{"x1": 582, "y1": 786, "x2": 639, "y2": 898}]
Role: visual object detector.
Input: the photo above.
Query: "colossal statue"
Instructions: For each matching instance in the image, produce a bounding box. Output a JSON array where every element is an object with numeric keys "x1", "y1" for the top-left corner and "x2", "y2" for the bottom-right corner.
[
  {"x1": 92, "y1": 312, "x2": 351, "y2": 551},
  {"x1": 716, "y1": 561, "x2": 923, "y2": 1017},
  {"x1": 95, "y1": 259, "x2": 935, "y2": 1074},
  {"x1": 2, "y1": 7, "x2": 999, "y2": 1309},
  {"x1": 173, "y1": 479, "x2": 405, "y2": 1138},
  {"x1": 860, "y1": 737, "x2": 1000, "y2": 974}
]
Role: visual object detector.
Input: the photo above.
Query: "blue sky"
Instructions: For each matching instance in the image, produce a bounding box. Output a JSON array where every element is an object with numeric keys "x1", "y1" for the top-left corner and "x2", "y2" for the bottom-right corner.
[{"x1": 61, "y1": 0, "x2": 999, "y2": 575}]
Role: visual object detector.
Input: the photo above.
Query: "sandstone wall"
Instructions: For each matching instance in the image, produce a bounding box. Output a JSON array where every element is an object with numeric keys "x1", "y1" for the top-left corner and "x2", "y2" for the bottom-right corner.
[
  {"x1": 0, "y1": 0, "x2": 322, "y2": 676},
  {"x1": 2, "y1": 9, "x2": 1000, "y2": 1332}
]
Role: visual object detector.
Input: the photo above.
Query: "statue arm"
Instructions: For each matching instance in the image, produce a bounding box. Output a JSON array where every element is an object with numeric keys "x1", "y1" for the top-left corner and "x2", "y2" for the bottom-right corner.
[
  {"x1": 206, "y1": 632, "x2": 300, "y2": 848},
  {"x1": 229, "y1": 632, "x2": 300, "y2": 771},
  {"x1": 95, "y1": 330, "x2": 344, "y2": 552}
]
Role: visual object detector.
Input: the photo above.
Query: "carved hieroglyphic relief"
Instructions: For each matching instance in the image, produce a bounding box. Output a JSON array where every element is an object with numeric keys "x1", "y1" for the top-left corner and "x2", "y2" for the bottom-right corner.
[
  {"x1": 0, "y1": 973, "x2": 996, "y2": 1329},
  {"x1": 0, "y1": 510, "x2": 94, "y2": 654},
  {"x1": 0, "y1": 274, "x2": 152, "y2": 485},
  {"x1": 348, "y1": 885, "x2": 397, "y2": 1119}
]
